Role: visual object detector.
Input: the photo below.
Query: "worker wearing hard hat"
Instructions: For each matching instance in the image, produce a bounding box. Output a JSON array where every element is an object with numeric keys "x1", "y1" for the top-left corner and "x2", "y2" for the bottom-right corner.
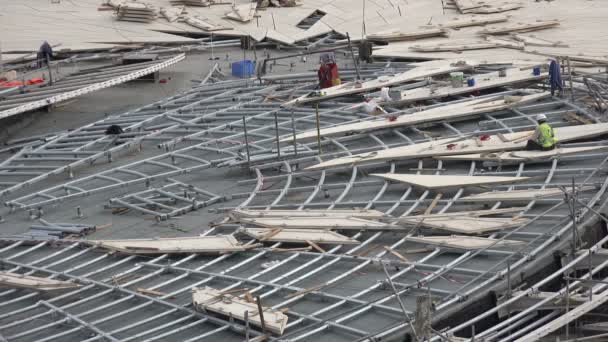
[{"x1": 526, "y1": 114, "x2": 558, "y2": 151}]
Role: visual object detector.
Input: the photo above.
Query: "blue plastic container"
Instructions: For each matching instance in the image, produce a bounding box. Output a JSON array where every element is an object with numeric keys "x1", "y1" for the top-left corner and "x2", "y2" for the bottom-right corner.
[
  {"x1": 467, "y1": 78, "x2": 476, "y2": 87},
  {"x1": 232, "y1": 60, "x2": 255, "y2": 78},
  {"x1": 533, "y1": 66, "x2": 541, "y2": 76}
]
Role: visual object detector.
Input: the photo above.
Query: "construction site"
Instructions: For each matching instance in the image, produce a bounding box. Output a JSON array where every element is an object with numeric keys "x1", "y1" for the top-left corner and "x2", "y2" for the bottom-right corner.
[{"x1": 2, "y1": 0, "x2": 608, "y2": 341}]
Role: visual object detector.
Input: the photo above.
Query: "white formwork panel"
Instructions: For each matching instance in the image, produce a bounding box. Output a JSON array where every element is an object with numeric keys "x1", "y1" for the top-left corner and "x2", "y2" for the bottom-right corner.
[{"x1": 0, "y1": 271, "x2": 80, "y2": 291}]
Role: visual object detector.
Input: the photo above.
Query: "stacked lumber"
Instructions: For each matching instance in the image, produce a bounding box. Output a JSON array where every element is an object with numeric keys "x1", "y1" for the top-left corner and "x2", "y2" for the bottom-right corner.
[
  {"x1": 184, "y1": 16, "x2": 233, "y2": 31},
  {"x1": 115, "y1": 2, "x2": 158, "y2": 23},
  {"x1": 224, "y1": 4, "x2": 257, "y2": 22},
  {"x1": 367, "y1": 28, "x2": 449, "y2": 42}
]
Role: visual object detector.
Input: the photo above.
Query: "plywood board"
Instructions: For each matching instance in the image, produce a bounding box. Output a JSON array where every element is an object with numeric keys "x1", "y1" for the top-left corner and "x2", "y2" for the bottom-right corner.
[
  {"x1": 305, "y1": 123, "x2": 608, "y2": 171},
  {"x1": 407, "y1": 235, "x2": 525, "y2": 249},
  {"x1": 403, "y1": 207, "x2": 528, "y2": 219},
  {"x1": 89, "y1": 235, "x2": 249, "y2": 254},
  {"x1": 511, "y1": 34, "x2": 569, "y2": 48},
  {"x1": 193, "y1": 286, "x2": 288, "y2": 335},
  {"x1": 459, "y1": 186, "x2": 596, "y2": 202},
  {"x1": 283, "y1": 92, "x2": 548, "y2": 142},
  {"x1": 224, "y1": 4, "x2": 257, "y2": 22},
  {"x1": 0, "y1": 271, "x2": 80, "y2": 291},
  {"x1": 400, "y1": 217, "x2": 528, "y2": 234},
  {"x1": 230, "y1": 208, "x2": 387, "y2": 220},
  {"x1": 438, "y1": 146, "x2": 608, "y2": 162},
  {"x1": 395, "y1": 69, "x2": 548, "y2": 104},
  {"x1": 371, "y1": 174, "x2": 529, "y2": 189},
  {"x1": 240, "y1": 228, "x2": 360, "y2": 244},
  {"x1": 282, "y1": 59, "x2": 480, "y2": 106},
  {"x1": 238, "y1": 217, "x2": 391, "y2": 230}
]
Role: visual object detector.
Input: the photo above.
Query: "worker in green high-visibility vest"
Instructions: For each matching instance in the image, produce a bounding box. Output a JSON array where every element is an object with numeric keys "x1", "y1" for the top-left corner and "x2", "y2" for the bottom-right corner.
[{"x1": 526, "y1": 114, "x2": 558, "y2": 151}]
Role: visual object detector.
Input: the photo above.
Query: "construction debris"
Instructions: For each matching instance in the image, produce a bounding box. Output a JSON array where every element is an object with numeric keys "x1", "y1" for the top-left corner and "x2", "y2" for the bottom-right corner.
[
  {"x1": 192, "y1": 286, "x2": 288, "y2": 335},
  {"x1": 0, "y1": 271, "x2": 80, "y2": 291}
]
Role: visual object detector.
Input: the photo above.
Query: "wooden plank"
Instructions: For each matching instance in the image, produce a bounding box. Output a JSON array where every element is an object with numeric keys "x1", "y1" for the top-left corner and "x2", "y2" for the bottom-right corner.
[
  {"x1": 193, "y1": 286, "x2": 288, "y2": 335},
  {"x1": 0, "y1": 271, "x2": 80, "y2": 291},
  {"x1": 478, "y1": 20, "x2": 560, "y2": 35},
  {"x1": 238, "y1": 217, "x2": 391, "y2": 230},
  {"x1": 282, "y1": 92, "x2": 549, "y2": 142},
  {"x1": 367, "y1": 28, "x2": 448, "y2": 42},
  {"x1": 88, "y1": 235, "x2": 251, "y2": 254},
  {"x1": 370, "y1": 174, "x2": 529, "y2": 190},
  {"x1": 307, "y1": 240, "x2": 326, "y2": 253},
  {"x1": 305, "y1": 123, "x2": 608, "y2": 171},
  {"x1": 240, "y1": 228, "x2": 360, "y2": 245},
  {"x1": 230, "y1": 208, "x2": 387, "y2": 220},
  {"x1": 383, "y1": 246, "x2": 409, "y2": 262},
  {"x1": 459, "y1": 186, "x2": 596, "y2": 202},
  {"x1": 425, "y1": 15, "x2": 509, "y2": 29},
  {"x1": 438, "y1": 146, "x2": 608, "y2": 162},
  {"x1": 424, "y1": 193, "x2": 443, "y2": 215},
  {"x1": 400, "y1": 217, "x2": 528, "y2": 234},
  {"x1": 407, "y1": 235, "x2": 525, "y2": 250}
]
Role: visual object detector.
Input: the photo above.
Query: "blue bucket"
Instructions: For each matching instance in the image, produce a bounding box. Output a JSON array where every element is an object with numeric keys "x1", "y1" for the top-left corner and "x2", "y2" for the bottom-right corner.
[
  {"x1": 467, "y1": 78, "x2": 476, "y2": 87},
  {"x1": 533, "y1": 67, "x2": 541, "y2": 76}
]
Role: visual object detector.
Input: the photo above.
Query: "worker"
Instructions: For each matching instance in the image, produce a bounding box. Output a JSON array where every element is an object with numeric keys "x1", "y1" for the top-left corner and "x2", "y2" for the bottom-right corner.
[
  {"x1": 548, "y1": 59, "x2": 563, "y2": 96},
  {"x1": 317, "y1": 52, "x2": 341, "y2": 89},
  {"x1": 526, "y1": 114, "x2": 558, "y2": 151},
  {"x1": 37, "y1": 41, "x2": 53, "y2": 68}
]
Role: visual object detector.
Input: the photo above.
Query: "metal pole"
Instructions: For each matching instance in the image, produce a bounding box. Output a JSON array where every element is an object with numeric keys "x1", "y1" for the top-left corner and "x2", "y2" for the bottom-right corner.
[
  {"x1": 315, "y1": 103, "x2": 322, "y2": 158},
  {"x1": 589, "y1": 249, "x2": 593, "y2": 301},
  {"x1": 255, "y1": 296, "x2": 267, "y2": 334},
  {"x1": 346, "y1": 33, "x2": 361, "y2": 80},
  {"x1": 274, "y1": 113, "x2": 281, "y2": 159},
  {"x1": 381, "y1": 262, "x2": 421, "y2": 342},
  {"x1": 566, "y1": 275, "x2": 570, "y2": 340},
  {"x1": 0, "y1": 41, "x2": 3, "y2": 74},
  {"x1": 244, "y1": 310, "x2": 250, "y2": 342},
  {"x1": 427, "y1": 284, "x2": 432, "y2": 342},
  {"x1": 242, "y1": 116, "x2": 251, "y2": 167},
  {"x1": 567, "y1": 56, "x2": 574, "y2": 102},
  {"x1": 291, "y1": 109, "x2": 297, "y2": 158},
  {"x1": 46, "y1": 55, "x2": 53, "y2": 86},
  {"x1": 571, "y1": 177, "x2": 577, "y2": 256}
]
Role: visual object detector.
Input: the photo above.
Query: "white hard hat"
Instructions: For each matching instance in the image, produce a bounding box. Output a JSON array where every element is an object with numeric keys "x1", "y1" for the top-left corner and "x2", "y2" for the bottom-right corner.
[{"x1": 536, "y1": 114, "x2": 547, "y2": 121}]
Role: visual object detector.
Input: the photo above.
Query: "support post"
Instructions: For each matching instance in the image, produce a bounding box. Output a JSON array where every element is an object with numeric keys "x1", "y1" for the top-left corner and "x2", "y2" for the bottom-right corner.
[
  {"x1": 381, "y1": 262, "x2": 420, "y2": 342},
  {"x1": 315, "y1": 103, "x2": 322, "y2": 159},
  {"x1": 46, "y1": 55, "x2": 53, "y2": 86},
  {"x1": 346, "y1": 32, "x2": 361, "y2": 81},
  {"x1": 291, "y1": 109, "x2": 297, "y2": 159},
  {"x1": 243, "y1": 116, "x2": 251, "y2": 168},
  {"x1": 567, "y1": 56, "x2": 574, "y2": 102},
  {"x1": 255, "y1": 296, "x2": 267, "y2": 334},
  {"x1": 244, "y1": 310, "x2": 250, "y2": 342},
  {"x1": 274, "y1": 113, "x2": 281, "y2": 159}
]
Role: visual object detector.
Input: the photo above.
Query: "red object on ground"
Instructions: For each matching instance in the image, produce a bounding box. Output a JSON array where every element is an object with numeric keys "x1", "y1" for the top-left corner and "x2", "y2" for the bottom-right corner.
[
  {"x1": 446, "y1": 143, "x2": 457, "y2": 150},
  {"x1": 159, "y1": 79, "x2": 167, "y2": 84},
  {"x1": 317, "y1": 63, "x2": 340, "y2": 89},
  {"x1": 480, "y1": 134, "x2": 491, "y2": 141},
  {"x1": 388, "y1": 115, "x2": 397, "y2": 122},
  {"x1": 0, "y1": 78, "x2": 44, "y2": 87}
]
